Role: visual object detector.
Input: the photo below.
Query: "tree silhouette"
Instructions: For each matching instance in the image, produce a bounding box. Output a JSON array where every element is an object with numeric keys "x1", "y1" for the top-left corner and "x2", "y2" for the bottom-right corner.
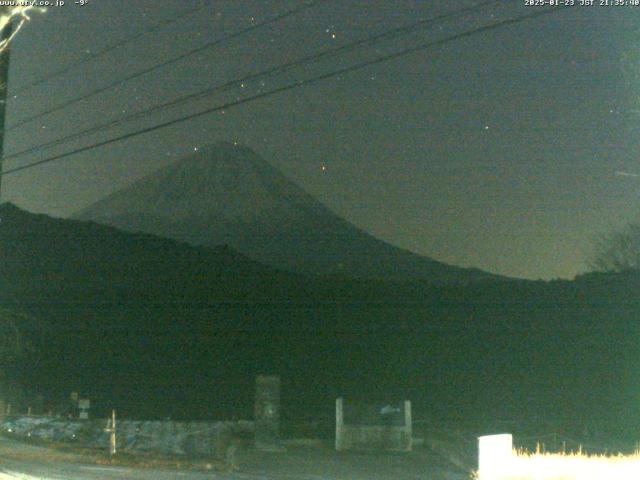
[{"x1": 590, "y1": 222, "x2": 640, "y2": 273}]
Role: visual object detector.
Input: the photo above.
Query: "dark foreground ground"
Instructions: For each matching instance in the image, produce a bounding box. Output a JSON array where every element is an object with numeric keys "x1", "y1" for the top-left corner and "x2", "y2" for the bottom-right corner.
[{"x1": 0, "y1": 435, "x2": 474, "y2": 480}]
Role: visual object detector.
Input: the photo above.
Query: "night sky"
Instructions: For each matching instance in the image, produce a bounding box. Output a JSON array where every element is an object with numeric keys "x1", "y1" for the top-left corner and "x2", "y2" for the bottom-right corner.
[{"x1": 2, "y1": 0, "x2": 639, "y2": 280}]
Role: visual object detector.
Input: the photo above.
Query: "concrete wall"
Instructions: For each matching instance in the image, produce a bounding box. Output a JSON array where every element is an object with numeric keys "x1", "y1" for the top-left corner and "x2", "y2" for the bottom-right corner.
[
  {"x1": 335, "y1": 398, "x2": 412, "y2": 452},
  {"x1": 337, "y1": 424, "x2": 412, "y2": 451}
]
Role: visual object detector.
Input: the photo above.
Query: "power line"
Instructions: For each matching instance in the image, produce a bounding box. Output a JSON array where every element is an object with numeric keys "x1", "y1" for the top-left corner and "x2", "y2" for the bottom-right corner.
[
  {"x1": 4, "y1": 0, "x2": 325, "y2": 133},
  {"x1": 0, "y1": 6, "x2": 569, "y2": 179},
  {"x1": 11, "y1": 3, "x2": 211, "y2": 96},
  {"x1": 3, "y1": 0, "x2": 503, "y2": 162}
]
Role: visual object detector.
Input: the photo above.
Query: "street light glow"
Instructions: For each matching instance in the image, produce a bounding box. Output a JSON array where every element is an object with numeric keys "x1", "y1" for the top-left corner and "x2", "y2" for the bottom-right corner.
[{"x1": 0, "y1": 6, "x2": 45, "y2": 53}]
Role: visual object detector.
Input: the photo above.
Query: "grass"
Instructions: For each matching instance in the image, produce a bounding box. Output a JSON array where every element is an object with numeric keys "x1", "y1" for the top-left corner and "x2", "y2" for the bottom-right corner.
[{"x1": 474, "y1": 448, "x2": 640, "y2": 480}]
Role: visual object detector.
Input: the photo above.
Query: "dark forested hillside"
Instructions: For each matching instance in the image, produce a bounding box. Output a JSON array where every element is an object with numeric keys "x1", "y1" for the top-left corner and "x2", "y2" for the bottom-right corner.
[{"x1": 1, "y1": 202, "x2": 639, "y2": 440}]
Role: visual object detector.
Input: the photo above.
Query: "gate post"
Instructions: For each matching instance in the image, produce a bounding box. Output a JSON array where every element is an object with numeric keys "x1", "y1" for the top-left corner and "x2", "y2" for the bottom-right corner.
[{"x1": 254, "y1": 375, "x2": 282, "y2": 451}]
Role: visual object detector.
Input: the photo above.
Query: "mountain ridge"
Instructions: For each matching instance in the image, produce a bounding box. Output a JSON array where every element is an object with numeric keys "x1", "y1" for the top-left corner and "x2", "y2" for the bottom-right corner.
[{"x1": 74, "y1": 142, "x2": 503, "y2": 284}]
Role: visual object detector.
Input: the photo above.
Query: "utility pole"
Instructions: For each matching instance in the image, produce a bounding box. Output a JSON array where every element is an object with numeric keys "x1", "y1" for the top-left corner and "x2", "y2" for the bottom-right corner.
[{"x1": 0, "y1": 9, "x2": 12, "y2": 201}]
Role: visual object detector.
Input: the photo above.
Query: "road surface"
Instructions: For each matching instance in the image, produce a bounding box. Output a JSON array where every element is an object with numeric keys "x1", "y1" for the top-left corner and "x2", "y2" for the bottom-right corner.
[
  {"x1": 0, "y1": 460, "x2": 242, "y2": 479},
  {"x1": 0, "y1": 436, "x2": 471, "y2": 479}
]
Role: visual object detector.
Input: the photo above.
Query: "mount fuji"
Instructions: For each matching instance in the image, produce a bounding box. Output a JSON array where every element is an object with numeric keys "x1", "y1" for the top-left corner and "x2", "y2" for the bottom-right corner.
[{"x1": 75, "y1": 142, "x2": 500, "y2": 283}]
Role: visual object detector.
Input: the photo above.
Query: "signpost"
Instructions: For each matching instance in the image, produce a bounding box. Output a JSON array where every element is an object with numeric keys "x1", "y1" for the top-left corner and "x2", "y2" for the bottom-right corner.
[{"x1": 78, "y1": 398, "x2": 90, "y2": 419}]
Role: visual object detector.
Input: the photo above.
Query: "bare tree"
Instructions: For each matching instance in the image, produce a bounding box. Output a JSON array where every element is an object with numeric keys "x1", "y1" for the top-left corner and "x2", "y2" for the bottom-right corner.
[
  {"x1": 0, "y1": 308, "x2": 32, "y2": 360},
  {"x1": 590, "y1": 223, "x2": 640, "y2": 273},
  {"x1": 0, "y1": 308, "x2": 38, "y2": 413}
]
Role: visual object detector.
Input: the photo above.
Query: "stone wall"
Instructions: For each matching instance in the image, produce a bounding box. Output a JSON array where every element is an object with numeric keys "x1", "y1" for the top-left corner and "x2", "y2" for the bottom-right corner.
[{"x1": 0, "y1": 416, "x2": 254, "y2": 457}]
